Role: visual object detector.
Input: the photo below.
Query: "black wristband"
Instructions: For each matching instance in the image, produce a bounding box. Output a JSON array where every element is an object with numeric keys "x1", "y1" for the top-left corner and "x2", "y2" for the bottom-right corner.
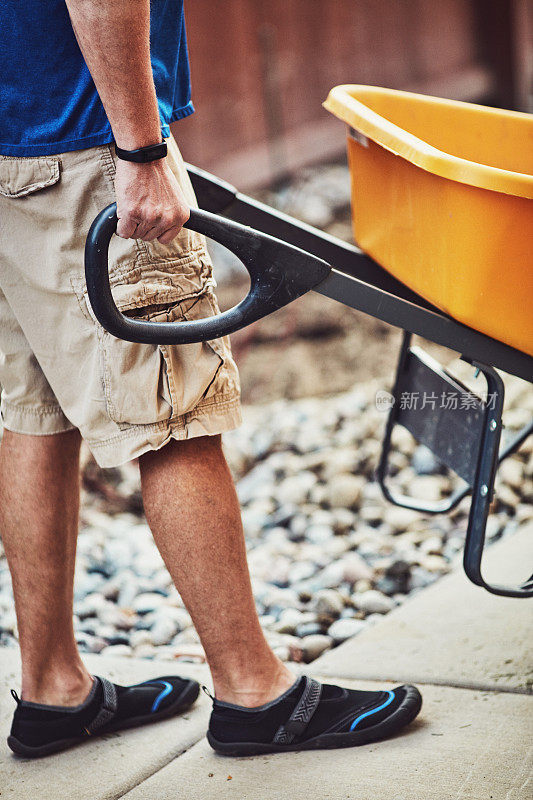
[{"x1": 115, "y1": 140, "x2": 168, "y2": 163}]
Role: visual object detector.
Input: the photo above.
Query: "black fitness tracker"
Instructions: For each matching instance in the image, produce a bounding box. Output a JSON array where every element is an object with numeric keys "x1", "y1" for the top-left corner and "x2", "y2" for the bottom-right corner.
[{"x1": 115, "y1": 140, "x2": 168, "y2": 163}]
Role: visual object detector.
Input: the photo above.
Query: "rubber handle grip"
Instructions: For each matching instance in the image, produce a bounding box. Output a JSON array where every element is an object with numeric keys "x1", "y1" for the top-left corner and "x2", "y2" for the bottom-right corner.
[{"x1": 84, "y1": 203, "x2": 330, "y2": 344}]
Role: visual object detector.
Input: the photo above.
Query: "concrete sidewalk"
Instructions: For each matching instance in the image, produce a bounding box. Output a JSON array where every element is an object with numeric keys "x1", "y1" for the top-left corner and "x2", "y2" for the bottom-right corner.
[{"x1": 1, "y1": 521, "x2": 531, "y2": 800}]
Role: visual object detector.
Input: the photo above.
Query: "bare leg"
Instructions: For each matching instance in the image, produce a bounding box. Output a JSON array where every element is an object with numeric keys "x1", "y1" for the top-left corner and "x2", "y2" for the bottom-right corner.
[
  {"x1": 0, "y1": 429, "x2": 93, "y2": 705},
  {"x1": 140, "y1": 435, "x2": 295, "y2": 707}
]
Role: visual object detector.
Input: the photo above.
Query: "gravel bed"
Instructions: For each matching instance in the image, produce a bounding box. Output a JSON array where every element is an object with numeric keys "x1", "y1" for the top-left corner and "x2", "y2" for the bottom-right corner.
[{"x1": 1, "y1": 369, "x2": 530, "y2": 666}]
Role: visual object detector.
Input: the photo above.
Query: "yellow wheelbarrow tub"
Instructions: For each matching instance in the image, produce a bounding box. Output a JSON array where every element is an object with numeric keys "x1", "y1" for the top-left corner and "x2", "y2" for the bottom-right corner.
[{"x1": 323, "y1": 85, "x2": 533, "y2": 358}]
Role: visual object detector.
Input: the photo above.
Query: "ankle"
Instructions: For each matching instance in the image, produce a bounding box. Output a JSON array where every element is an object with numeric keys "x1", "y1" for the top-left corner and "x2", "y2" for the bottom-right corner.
[
  {"x1": 212, "y1": 659, "x2": 297, "y2": 708},
  {"x1": 21, "y1": 661, "x2": 94, "y2": 706}
]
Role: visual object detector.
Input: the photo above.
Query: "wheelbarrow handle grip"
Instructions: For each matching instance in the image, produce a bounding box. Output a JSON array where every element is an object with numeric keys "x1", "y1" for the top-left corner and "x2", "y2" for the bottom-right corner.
[{"x1": 84, "y1": 203, "x2": 330, "y2": 344}]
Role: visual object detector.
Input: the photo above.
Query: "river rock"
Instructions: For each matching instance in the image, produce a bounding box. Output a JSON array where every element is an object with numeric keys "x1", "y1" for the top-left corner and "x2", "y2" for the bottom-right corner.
[
  {"x1": 313, "y1": 552, "x2": 371, "y2": 590},
  {"x1": 98, "y1": 604, "x2": 137, "y2": 630},
  {"x1": 100, "y1": 644, "x2": 132, "y2": 657},
  {"x1": 359, "y1": 505, "x2": 384, "y2": 525},
  {"x1": 295, "y1": 621, "x2": 323, "y2": 638},
  {"x1": 151, "y1": 616, "x2": 180, "y2": 646},
  {"x1": 331, "y1": 507, "x2": 356, "y2": 533},
  {"x1": 310, "y1": 589, "x2": 345, "y2": 617},
  {"x1": 132, "y1": 592, "x2": 167, "y2": 615},
  {"x1": 327, "y1": 617, "x2": 366, "y2": 643},
  {"x1": 384, "y1": 506, "x2": 421, "y2": 531},
  {"x1": 340, "y1": 552, "x2": 373, "y2": 583},
  {"x1": 133, "y1": 643, "x2": 157, "y2": 659},
  {"x1": 261, "y1": 586, "x2": 301, "y2": 611},
  {"x1": 130, "y1": 629, "x2": 153, "y2": 648},
  {"x1": 86, "y1": 635, "x2": 108, "y2": 654},
  {"x1": 0, "y1": 609, "x2": 17, "y2": 635},
  {"x1": 412, "y1": 445, "x2": 441, "y2": 475},
  {"x1": 171, "y1": 643, "x2": 206, "y2": 662},
  {"x1": 353, "y1": 589, "x2": 395, "y2": 615},
  {"x1": 496, "y1": 482, "x2": 521, "y2": 508},
  {"x1": 276, "y1": 472, "x2": 316, "y2": 506},
  {"x1": 73, "y1": 572, "x2": 105, "y2": 601},
  {"x1": 420, "y1": 555, "x2": 450, "y2": 573},
  {"x1": 409, "y1": 566, "x2": 438, "y2": 590},
  {"x1": 419, "y1": 536, "x2": 444, "y2": 556},
  {"x1": 300, "y1": 634, "x2": 333, "y2": 662},
  {"x1": 325, "y1": 474, "x2": 365, "y2": 509},
  {"x1": 409, "y1": 476, "x2": 444, "y2": 502},
  {"x1": 306, "y1": 524, "x2": 334, "y2": 545},
  {"x1": 273, "y1": 608, "x2": 315, "y2": 634},
  {"x1": 288, "y1": 561, "x2": 317, "y2": 584},
  {"x1": 116, "y1": 571, "x2": 140, "y2": 608},
  {"x1": 75, "y1": 593, "x2": 108, "y2": 619}
]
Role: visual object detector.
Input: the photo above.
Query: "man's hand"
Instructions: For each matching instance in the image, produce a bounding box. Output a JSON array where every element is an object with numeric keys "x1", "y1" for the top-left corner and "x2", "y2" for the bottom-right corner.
[
  {"x1": 114, "y1": 158, "x2": 190, "y2": 244},
  {"x1": 64, "y1": 0, "x2": 190, "y2": 243}
]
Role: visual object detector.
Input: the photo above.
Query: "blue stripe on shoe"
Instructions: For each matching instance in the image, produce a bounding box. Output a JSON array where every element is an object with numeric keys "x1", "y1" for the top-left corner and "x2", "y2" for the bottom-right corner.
[
  {"x1": 349, "y1": 690, "x2": 395, "y2": 731},
  {"x1": 150, "y1": 681, "x2": 173, "y2": 713}
]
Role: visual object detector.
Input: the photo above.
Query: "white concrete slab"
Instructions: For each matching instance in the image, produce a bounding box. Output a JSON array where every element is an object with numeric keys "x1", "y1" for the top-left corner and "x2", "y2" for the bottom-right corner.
[
  {"x1": 0, "y1": 650, "x2": 210, "y2": 800},
  {"x1": 312, "y1": 522, "x2": 533, "y2": 693},
  {"x1": 120, "y1": 678, "x2": 533, "y2": 800}
]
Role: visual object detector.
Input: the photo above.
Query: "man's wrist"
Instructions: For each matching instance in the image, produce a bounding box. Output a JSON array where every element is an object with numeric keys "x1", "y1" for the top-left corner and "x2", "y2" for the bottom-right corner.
[{"x1": 115, "y1": 140, "x2": 167, "y2": 163}]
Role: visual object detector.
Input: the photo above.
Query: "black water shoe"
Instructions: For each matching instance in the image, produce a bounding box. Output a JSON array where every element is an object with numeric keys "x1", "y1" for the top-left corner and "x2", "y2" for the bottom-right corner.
[
  {"x1": 8, "y1": 674, "x2": 199, "y2": 758},
  {"x1": 207, "y1": 674, "x2": 422, "y2": 755}
]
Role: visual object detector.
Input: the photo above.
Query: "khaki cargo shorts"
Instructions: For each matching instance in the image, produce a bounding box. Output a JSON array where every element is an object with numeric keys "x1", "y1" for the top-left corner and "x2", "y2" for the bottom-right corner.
[{"x1": 0, "y1": 136, "x2": 241, "y2": 467}]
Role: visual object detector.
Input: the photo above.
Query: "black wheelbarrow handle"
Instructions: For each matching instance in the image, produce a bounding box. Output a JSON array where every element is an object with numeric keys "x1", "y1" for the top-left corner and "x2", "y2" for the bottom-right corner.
[{"x1": 84, "y1": 203, "x2": 331, "y2": 344}]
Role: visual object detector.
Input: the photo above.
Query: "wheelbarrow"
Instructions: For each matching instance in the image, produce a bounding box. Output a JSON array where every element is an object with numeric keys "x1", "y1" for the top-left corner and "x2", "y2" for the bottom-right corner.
[{"x1": 85, "y1": 87, "x2": 533, "y2": 599}]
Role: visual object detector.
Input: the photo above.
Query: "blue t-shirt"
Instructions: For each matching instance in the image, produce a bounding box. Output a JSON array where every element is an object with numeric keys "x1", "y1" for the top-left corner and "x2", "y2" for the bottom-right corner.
[{"x1": 0, "y1": 0, "x2": 194, "y2": 156}]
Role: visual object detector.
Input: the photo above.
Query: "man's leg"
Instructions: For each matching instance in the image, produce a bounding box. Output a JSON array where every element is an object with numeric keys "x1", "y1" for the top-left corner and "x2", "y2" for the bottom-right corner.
[
  {"x1": 140, "y1": 434, "x2": 296, "y2": 707},
  {"x1": 0, "y1": 429, "x2": 93, "y2": 705}
]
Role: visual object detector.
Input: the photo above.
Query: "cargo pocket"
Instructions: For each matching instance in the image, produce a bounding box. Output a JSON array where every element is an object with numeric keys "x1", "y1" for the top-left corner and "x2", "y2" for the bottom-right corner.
[
  {"x1": 70, "y1": 243, "x2": 223, "y2": 427},
  {"x1": 158, "y1": 293, "x2": 226, "y2": 416},
  {"x1": 0, "y1": 156, "x2": 60, "y2": 198},
  {"x1": 99, "y1": 296, "x2": 223, "y2": 427}
]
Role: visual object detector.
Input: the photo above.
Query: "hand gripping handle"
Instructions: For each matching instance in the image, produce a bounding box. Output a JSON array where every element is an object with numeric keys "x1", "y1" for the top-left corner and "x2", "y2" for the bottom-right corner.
[{"x1": 84, "y1": 203, "x2": 331, "y2": 344}]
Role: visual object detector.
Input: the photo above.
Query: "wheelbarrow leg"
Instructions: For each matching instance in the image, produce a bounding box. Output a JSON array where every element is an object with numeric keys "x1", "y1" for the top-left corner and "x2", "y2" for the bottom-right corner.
[
  {"x1": 377, "y1": 331, "x2": 533, "y2": 598},
  {"x1": 463, "y1": 363, "x2": 532, "y2": 598}
]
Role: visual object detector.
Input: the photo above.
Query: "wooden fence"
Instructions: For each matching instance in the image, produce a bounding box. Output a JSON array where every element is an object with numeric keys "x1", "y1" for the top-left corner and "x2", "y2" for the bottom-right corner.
[{"x1": 172, "y1": 0, "x2": 533, "y2": 189}]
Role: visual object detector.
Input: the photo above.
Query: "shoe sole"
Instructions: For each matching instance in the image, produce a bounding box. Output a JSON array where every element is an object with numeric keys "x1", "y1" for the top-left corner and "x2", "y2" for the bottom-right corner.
[
  {"x1": 7, "y1": 679, "x2": 200, "y2": 759},
  {"x1": 207, "y1": 684, "x2": 422, "y2": 756}
]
